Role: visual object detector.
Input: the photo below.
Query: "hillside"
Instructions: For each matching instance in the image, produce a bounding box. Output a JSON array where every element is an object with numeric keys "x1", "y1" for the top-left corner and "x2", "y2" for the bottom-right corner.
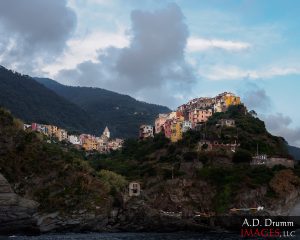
[
  {"x1": 288, "y1": 145, "x2": 300, "y2": 160},
  {"x1": 88, "y1": 105, "x2": 299, "y2": 215},
  {"x1": 0, "y1": 65, "x2": 170, "y2": 138},
  {"x1": 35, "y1": 77, "x2": 171, "y2": 138},
  {"x1": 0, "y1": 108, "x2": 112, "y2": 221},
  {"x1": 0, "y1": 66, "x2": 92, "y2": 133},
  {"x1": 0, "y1": 107, "x2": 300, "y2": 234}
]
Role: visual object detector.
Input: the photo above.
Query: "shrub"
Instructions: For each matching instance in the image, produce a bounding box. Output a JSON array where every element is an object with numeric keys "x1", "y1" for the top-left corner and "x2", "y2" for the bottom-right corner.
[
  {"x1": 98, "y1": 169, "x2": 127, "y2": 194},
  {"x1": 232, "y1": 149, "x2": 252, "y2": 163}
]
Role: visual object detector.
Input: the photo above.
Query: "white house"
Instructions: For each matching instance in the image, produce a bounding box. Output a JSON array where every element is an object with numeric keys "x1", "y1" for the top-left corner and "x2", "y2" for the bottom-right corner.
[
  {"x1": 68, "y1": 135, "x2": 81, "y2": 145},
  {"x1": 182, "y1": 121, "x2": 192, "y2": 132}
]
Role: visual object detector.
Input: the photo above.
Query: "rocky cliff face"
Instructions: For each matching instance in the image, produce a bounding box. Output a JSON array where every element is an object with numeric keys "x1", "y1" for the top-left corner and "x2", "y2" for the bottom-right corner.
[
  {"x1": 1, "y1": 170, "x2": 300, "y2": 235},
  {"x1": 0, "y1": 174, "x2": 39, "y2": 234}
]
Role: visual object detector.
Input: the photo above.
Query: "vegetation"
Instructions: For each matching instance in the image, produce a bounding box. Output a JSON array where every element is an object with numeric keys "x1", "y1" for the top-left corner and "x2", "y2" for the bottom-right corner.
[
  {"x1": 0, "y1": 108, "x2": 112, "y2": 213},
  {"x1": 0, "y1": 66, "x2": 91, "y2": 133},
  {"x1": 0, "y1": 66, "x2": 170, "y2": 139},
  {"x1": 204, "y1": 105, "x2": 289, "y2": 156},
  {"x1": 35, "y1": 77, "x2": 170, "y2": 138}
]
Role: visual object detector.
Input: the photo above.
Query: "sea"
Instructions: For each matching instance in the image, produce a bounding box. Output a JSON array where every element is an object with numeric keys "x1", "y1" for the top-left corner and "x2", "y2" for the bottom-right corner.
[{"x1": 0, "y1": 232, "x2": 295, "y2": 240}]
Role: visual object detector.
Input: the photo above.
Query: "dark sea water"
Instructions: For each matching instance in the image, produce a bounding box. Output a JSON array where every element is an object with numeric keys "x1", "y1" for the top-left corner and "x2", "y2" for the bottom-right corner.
[{"x1": 0, "y1": 232, "x2": 283, "y2": 240}]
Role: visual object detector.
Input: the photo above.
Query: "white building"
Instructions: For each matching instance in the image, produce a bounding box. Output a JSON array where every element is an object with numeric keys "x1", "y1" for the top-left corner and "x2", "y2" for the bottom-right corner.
[
  {"x1": 182, "y1": 121, "x2": 192, "y2": 133},
  {"x1": 68, "y1": 135, "x2": 81, "y2": 145},
  {"x1": 102, "y1": 126, "x2": 110, "y2": 139},
  {"x1": 129, "y1": 182, "x2": 141, "y2": 197},
  {"x1": 139, "y1": 125, "x2": 154, "y2": 139}
]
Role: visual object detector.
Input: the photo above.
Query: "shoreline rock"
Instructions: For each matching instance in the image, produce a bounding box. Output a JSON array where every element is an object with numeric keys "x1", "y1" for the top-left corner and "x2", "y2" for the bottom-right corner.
[{"x1": 0, "y1": 174, "x2": 39, "y2": 234}]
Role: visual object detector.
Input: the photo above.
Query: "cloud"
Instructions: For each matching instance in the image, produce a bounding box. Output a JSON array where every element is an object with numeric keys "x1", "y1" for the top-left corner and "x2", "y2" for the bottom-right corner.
[
  {"x1": 187, "y1": 37, "x2": 251, "y2": 52},
  {"x1": 0, "y1": 0, "x2": 76, "y2": 73},
  {"x1": 240, "y1": 83, "x2": 272, "y2": 111},
  {"x1": 43, "y1": 28, "x2": 129, "y2": 76},
  {"x1": 198, "y1": 65, "x2": 300, "y2": 81},
  {"x1": 263, "y1": 113, "x2": 300, "y2": 148},
  {"x1": 56, "y1": 3, "x2": 195, "y2": 107}
]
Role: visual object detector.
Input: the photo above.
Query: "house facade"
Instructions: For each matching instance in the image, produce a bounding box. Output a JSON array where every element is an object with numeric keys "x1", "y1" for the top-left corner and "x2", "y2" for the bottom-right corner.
[{"x1": 139, "y1": 125, "x2": 154, "y2": 139}]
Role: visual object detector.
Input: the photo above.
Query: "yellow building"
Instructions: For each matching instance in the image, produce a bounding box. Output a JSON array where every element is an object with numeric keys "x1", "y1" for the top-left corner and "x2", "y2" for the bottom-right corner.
[
  {"x1": 170, "y1": 116, "x2": 184, "y2": 142},
  {"x1": 55, "y1": 128, "x2": 68, "y2": 141},
  {"x1": 224, "y1": 93, "x2": 241, "y2": 107},
  {"x1": 82, "y1": 136, "x2": 98, "y2": 151},
  {"x1": 45, "y1": 125, "x2": 58, "y2": 137}
]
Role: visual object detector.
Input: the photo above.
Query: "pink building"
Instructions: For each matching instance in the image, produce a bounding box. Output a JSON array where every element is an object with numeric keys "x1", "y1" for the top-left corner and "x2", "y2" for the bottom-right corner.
[
  {"x1": 189, "y1": 109, "x2": 213, "y2": 127},
  {"x1": 163, "y1": 119, "x2": 173, "y2": 139},
  {"x1": 155, "y1": 114, "x2": 169, "y2": 134},
  {"x1": 31, "y1": 123, "x2": 38, "y2": 131}
]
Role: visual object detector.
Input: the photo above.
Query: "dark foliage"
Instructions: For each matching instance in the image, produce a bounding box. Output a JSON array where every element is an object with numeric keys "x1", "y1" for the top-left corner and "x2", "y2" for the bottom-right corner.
[
  {"x1": 232, "y1": 149, "x2": 252, "y2": 163},
  {"x1": 0, "y1": 66, "x2": 92, "y2": 133},
  {"x1": 35, "y1": 77, "x2": 170, "y2": 138},
  {"x1": 0, "y1": 108, "x2": 110, "y2": 213}
]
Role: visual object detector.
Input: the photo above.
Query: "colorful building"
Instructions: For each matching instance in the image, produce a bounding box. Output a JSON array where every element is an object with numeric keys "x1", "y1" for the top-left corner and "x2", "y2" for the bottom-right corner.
[
  {"x1": 55, "y1": 128, "x2": 68, "y2": 141},
  {"x1": 170, "y1": 116, "x2": 184, "y2": 142},
  {"x1": 155, "y1": 113, "x2": 169, "y2": 134},
  {"x1": 188, "y1": 109, "x2": 213, "y2": 127},
  {"x1": 139, "y1": 125, "x2": 154, "y2": 140},
  {"x1": 80, "y1": 134, "x2": 98, "y2": 151},
  {"x1": 45, "y1": 125, "x2": 58, "y2": 137},
  {"x1": 163, "y1": 119, "x2": 173, "y2": 139},
  {"x1": 68, "y1": 135, "x2": 81, "y2": 145},
  {"x1": 223, "y1": 93, "x2": 241, "y2": 107},
  {"x1": 182, "y1": 120, "x2": 192, "y2": 133}
]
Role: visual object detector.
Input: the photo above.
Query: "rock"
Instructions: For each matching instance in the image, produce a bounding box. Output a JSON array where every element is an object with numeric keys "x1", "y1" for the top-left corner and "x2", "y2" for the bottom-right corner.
[{"x1": 0, "y1": 173, "x2": 39, "y2": 234}]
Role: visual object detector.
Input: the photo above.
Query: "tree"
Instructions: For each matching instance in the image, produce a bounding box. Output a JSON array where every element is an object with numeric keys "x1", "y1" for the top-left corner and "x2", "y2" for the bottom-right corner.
[
  {"x1": 233, "y1": 149, "x2": 252, "y2": 163},
  {"x1": 249, "y1": 110, "x2": 257, "y2": 117}
]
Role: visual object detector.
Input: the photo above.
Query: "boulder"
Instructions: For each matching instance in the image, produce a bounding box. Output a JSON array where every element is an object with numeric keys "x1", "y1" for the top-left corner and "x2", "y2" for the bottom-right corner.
[{"x1": 0, "y1": 173, "x2": 39, "y2": 234}]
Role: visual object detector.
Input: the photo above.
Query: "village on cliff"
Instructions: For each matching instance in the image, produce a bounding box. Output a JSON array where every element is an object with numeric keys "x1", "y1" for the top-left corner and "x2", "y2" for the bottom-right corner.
[{"x1": 21, "y1": 91, "x2": 294, "y2": 168}]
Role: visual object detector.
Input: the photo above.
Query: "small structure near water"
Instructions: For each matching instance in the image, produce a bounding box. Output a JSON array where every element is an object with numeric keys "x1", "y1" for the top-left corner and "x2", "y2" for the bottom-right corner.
[{"x1": 129, "y1": 182, "x2": 141, "y2": 197}]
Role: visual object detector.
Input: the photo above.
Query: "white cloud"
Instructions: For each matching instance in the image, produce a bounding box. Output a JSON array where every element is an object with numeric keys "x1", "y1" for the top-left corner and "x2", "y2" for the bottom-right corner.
[
  {"x1": 42, "y1": 29, "x2": 129, "y2": 76},
  {"x1": 187, "y1": 37, "x2": 251, "y2": 52},
  {"x1": 198, "y1": 65, "x2": 300, "y2": 81}
]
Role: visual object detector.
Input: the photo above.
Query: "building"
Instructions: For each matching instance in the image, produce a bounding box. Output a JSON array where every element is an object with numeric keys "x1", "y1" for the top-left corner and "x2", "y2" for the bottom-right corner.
[
  {"x1": 80, "y1": 134, "x2": 98, "y2": 151},
  {"x1": 155, "y1": 113, "x2": 169, "y2": 134},
  {"x1": 182, "y1": 121, "x2": 192, "y2": 133},
  {"x1": 45, "y1": 125, "x2": 58, "y2": 137},
  {"x1": 188, "y1": 109, "x2": 213, "y2": 127},
  {"x1": 213, "y1": 101, "x2": 223, "y2": 113},
  {"x1": 167, "y1": 111, "x2": 177, "y2": 120},
  {"x1": 55, "y1": 128, "x2": 68, "y2": 141},
  {"x1": 139, "y1": 125, "x2": 154, "y2": 139},
  {"x1": 23, "y1": 124, "x2": 31, "y2": 131},
  {"x1": 223, "y1": 92, "x2": 241, "y2": 108},
  {"x1": 251, "y1": 155, "x2": 294, "y2": 168},
  {"x1": 102, "y1": 126, "x2": 110, "y2": 139},
  {"x1": 108, "y1": 138, "x2": 124, "y2": 151},
  {"x1": 68, "y1": 135, "x2": 81, "y2": 145},
  {"x1": 129, "y1": 182, "x2": 141, "y2": 197},
  {"x1": 164, "y1": 119, "x2": 173, "y2": 139},
  {"x1": 267, "y1": 157, "x2": 294, "y2": 168},
  {"x1": 170, "y1": 117, "x2": 184, "y2": 142},
  {"x1": 218, "y1": 119, "x2": 236, "y2": 127}
]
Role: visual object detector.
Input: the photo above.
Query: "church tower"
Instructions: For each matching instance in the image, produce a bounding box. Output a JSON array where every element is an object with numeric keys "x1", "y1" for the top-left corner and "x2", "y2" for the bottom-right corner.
[{"x1": 102, "y1": 126, "x2": 110, "y2": 139}]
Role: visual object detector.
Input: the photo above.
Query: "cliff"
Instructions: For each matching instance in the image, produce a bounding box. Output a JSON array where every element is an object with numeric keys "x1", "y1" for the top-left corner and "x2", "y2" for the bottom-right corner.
[
  {"x1": 0, "y1": 174, "x2": 39, "y2": 234},
  {"x1": 0, "y1": 107, "x2": 300, "y2": 234}
]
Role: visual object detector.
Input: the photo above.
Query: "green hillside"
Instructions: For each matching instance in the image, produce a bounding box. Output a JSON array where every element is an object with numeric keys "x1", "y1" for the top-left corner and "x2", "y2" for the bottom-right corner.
[
  {"x1": 35, "y1": 77, "x2": 171, "y2": 138},
  {"x1": 0, "y1": 66, "x2": 92, "y2": 133},
  {"x1": 0, "y1": 65, "x2": 170, "y2": 138},
  {"x1": 0, "y1": 107, "x2": 113, "y2": 213}
]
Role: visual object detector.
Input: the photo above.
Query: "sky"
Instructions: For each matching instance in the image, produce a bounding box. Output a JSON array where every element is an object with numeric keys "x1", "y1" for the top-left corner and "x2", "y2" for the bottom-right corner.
[{"x1": 0, "y1": 0, "x2": 299, "y2": 147}]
